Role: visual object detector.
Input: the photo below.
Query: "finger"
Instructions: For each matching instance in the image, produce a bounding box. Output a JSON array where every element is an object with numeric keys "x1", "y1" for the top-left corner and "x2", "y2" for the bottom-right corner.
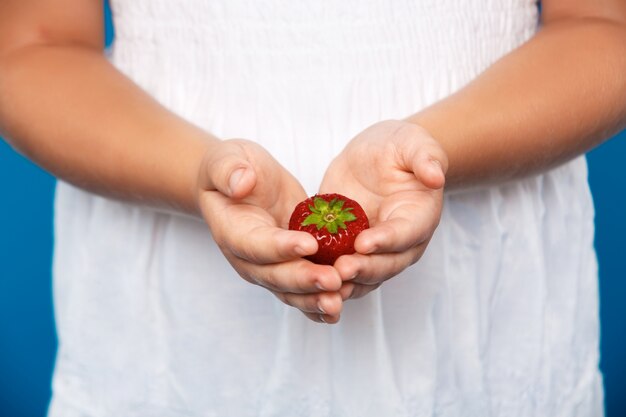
[
  {"x1": 396, "y1": 126, "x2": 448, "y2": 190},
  {"x1": 339, "y1": 282, "x2": 355, "y2": 300},
  {"x1": 354, "y1": 200, "x2": 439, "y2": 254},
  {"x1": 227, "y1": 166, "x2": 257, "y2": 199},
  {"x1": 230, "y1": 256, "x2": 343, "y2": 294},
  {"x1": 203, "y1": 192, "x2": 318, "y2": 264},
  {"x1": 349, "y1": 283, "x2": 382, "y2": 299},
  {"x1": 272, "y1": 290, "x2": 343, "y2": 316},
  {"x1": 228, "y1": 224, "x2": 318, "y2": 264},
  {"x1": 413, "y1": 154, "x2": 446, "y2": 190},
  {"x1": 204, "y1": 140, "x2": 258, "y2": 198},
  {"x1": 302, "y1": 312, "x2": 341, "y2": 324},
  {"x1": 334, "y1": 246, "x2": 425, "y2": 285},
  {"x1": 339, "y1": 281, "x2": 380, "y2": 300}
]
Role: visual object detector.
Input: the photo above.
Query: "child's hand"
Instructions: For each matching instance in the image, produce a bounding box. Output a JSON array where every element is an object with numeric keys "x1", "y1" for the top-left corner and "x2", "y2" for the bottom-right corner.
[
  {"x1": 320, "y1": 120, "x2": 448, "y2": 299},
  {"x1": 197, "y1": 139, "x2": 344, "y2": 323}
]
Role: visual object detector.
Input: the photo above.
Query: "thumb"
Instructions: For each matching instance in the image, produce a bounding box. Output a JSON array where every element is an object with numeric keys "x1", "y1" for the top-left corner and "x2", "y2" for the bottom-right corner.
[
  {"x1": 226, "y1": 166, "x2": 257, "y2": 199},
  {"x1": 205, "y1": 144, "x2": 257, "y2": 199},
  {"x1": 402, "y1": 138, "x2": 448, "y2": 190},
  {"x1": 415, "y1": 156, "x2": 446, "y2": 190}
]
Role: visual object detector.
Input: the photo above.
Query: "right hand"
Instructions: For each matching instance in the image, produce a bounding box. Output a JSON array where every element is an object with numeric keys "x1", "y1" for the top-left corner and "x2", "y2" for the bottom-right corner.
[{"x1": 196, "y1": 139, "x2": 351, "y2": 323}]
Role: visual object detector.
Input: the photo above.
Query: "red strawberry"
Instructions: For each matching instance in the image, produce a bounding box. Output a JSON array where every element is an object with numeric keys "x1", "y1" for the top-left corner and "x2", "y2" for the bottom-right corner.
[{"x1": 289, "y1": 193, "x2": 369, "y2": 265}]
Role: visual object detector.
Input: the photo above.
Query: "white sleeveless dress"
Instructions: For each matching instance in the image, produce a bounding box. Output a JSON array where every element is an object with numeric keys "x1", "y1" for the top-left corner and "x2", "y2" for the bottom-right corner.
[{"x1": 48, "y1": 1, "x2": 604, "y2": 416}]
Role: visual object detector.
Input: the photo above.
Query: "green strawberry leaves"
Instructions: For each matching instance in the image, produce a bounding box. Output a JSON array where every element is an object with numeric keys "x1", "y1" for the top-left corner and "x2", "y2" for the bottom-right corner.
[{"x1": 301, "y1": 197, "x2": 357, "y2": 234}]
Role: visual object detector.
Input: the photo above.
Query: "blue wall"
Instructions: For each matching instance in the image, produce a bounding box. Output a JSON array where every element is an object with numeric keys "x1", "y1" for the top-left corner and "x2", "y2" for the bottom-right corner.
[
  {"x1": 0, "y1": 144, "x2": 56, "y2": 417},
  {"x1": 588, "y1": 133, "x2": 626, "y2": 417},
  {"x1": 1, "y1": 2, "x2": 625, "y2": 416}
]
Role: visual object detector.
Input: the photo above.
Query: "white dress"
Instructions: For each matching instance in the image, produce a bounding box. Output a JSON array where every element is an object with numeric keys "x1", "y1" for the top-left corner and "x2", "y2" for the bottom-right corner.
[{"x1": 48, "y1": 1, "x2": 604, "y2": 416}]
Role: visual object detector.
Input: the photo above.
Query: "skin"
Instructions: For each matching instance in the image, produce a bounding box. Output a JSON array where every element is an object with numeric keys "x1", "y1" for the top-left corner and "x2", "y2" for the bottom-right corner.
[
  {"x1": 321, "y1": 0, "x2": 626, "y2": 307},
  {"x1": 1, "y1": 0, "x2": 625, "y2": 324}
]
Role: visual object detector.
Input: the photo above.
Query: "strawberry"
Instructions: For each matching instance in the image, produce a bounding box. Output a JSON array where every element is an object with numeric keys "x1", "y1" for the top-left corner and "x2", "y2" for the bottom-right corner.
[{"x1": 289, "y1": 193, "x2": 369, "y2": 265}]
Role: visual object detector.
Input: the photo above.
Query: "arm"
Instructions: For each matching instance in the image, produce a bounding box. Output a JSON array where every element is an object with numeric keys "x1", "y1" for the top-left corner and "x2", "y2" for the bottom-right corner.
[
  {"x1": 0, "y1": 0, "x2": 212, "y2": 214},
  {"x1": 408, "y1": 0, "x2": 626, "y2": 189},
  {"x1": 322, "y1": 0, "x2": 626, "y2": 296},
  {"x1": 0, "y1": 0, "x2": 344, "y2": 323}
]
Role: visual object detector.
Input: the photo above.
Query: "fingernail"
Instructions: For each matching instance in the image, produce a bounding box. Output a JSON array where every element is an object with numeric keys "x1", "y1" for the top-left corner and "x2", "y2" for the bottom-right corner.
[
  {"x1": 315, "y1": 281, "x2": 326, "y2": 291},
  {"x1": 430, "y1": 159, "x2": 443, "y2": 174},
  {"x1": 317, "y1": 301, "x2": 326, "y2": 314},
  {"x1": 319, "y1": 314, "x2": 327, "y2": 324},
  {"x1": 349, "y1": 272, "x2": 358, "y2": 280},
  {"x1": 228, "y1": 168, "x2": 245, "y2": 195},
  {"x1": 364, "y1": 245, "x2": 377, "y2": 254}
]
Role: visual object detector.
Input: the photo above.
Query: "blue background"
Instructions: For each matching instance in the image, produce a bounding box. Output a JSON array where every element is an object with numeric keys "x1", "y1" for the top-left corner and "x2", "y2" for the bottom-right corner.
[{"x1": 1, "y1": 2, "x2": 625, "y2": 416}]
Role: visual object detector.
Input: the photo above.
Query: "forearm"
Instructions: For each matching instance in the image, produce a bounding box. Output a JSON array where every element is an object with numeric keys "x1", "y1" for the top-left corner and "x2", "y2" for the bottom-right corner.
[
  {"x1": 0, "y1": 44, "x2": 217, "y2": 215},
  {"x1": 408, "y1": 18, "x2": 626, "y2": 189}
]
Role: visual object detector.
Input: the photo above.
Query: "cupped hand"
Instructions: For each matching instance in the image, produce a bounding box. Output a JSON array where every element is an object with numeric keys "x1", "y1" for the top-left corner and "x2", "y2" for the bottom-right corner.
[
  {"x1": 197, "y1": 139, "x2": 350, "y2": 323},
  {"x1": 319, "y1": 120, "x2": 448, "y2": 299}
]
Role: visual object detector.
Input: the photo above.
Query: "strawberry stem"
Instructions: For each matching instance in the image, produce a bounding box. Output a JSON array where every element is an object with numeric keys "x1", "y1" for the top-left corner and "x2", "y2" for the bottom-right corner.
[
  {"x1": 323, "y1": 213, "x2": 337, "y2": 222},
  {"x1": 301, "y1": 197, "x2": 357, "y2": 234}
]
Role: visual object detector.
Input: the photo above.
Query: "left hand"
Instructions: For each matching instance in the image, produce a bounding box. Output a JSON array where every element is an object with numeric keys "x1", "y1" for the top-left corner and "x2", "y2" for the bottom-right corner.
[{"x1": 319, "y1": 120, "x2": 448, "y2": 299}]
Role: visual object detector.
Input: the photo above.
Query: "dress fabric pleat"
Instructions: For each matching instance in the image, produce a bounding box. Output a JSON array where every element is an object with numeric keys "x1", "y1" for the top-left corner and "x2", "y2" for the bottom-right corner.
[{"x1": 48, "y1": 1, "x2": 603, "y2": 416}]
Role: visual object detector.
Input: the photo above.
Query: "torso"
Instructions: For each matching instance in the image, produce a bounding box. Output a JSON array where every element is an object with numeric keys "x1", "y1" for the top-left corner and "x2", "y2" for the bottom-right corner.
[{"x1": 48, "y1": 2, "x2": 603, "y2": 416}]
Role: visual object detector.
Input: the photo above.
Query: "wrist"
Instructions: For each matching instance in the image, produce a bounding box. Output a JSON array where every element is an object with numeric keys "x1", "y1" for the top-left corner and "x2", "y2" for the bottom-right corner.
[{"x1": 190, "y1": 133, "x2": 222, "y2": 217}]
